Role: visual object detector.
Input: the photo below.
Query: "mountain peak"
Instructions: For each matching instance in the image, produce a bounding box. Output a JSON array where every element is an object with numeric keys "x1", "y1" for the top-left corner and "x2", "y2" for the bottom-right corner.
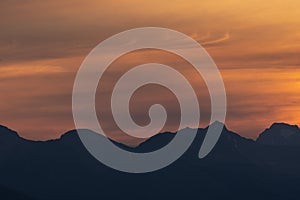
[
  {"x1": 208, "y1": 121, "x2": 228, "y2": 132},
  {"x1": 210, "y1": 120, "x2": 226, "y2": 126},
  {"x1": 270, "y1": 122, "x2": 299, "y2": 130},
  {"x1": 59, "y1": 129, "x2": 79, "y2": 139},
  {"x1": 0, "y1": 125, "x2": 21, "y2": 139},
  {"x1": 257, "y1": 122, "x2": 300, "y2": 146}
]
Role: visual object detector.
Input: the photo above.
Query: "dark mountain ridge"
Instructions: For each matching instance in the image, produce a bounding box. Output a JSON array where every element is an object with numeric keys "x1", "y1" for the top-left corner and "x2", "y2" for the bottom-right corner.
[
  {"x1": 2, "y1": 121, "x2": 299, "y2": 147},
  {"x1": 1, "y1": 122, "x2": 300, "y2": 200}
]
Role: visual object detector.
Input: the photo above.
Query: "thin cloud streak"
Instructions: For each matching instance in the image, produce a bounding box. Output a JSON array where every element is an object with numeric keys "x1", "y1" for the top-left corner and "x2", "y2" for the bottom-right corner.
[{"x1": 201, "y1": 33, "x2": 230, "y2": 46}]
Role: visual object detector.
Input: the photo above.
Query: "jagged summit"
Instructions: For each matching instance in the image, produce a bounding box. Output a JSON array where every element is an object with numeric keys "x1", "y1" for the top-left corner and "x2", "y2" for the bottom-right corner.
[
  {"x1": 270, "y1": 122, "x2": 299, "y2": 129},
  {"x1": 257, "y1": 122, "x2": 300, "y2": 146},
  {"x1": 210, "y1": 120, "x2": 226, "y2": 126}
]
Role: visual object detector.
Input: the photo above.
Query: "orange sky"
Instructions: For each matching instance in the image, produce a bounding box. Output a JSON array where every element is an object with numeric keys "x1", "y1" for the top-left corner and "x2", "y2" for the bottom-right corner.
[{"x1": 1, "y1": 0, "x2": 300, "y2": 143}]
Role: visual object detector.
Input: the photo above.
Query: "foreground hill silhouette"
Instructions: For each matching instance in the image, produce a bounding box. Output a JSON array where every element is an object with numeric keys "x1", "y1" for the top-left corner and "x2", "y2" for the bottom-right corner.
[{"x1": 1, "y1": 123, "x2": 300, "y2": 200}]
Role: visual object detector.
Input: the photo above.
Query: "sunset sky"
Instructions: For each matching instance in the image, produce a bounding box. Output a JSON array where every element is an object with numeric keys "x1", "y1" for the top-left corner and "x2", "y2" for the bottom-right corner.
[{"x1": 1, "y1": 0, "x2": 300, "y2": 144}]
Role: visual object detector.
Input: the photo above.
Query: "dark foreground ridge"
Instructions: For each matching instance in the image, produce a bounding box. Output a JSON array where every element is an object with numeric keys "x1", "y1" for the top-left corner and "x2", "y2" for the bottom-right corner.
[{"x1": 1, "y1": 123, "x2": 300, "y2": 200}]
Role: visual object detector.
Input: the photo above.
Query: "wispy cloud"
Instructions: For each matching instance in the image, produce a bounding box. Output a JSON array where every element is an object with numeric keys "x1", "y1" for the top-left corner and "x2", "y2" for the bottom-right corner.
[{"x1": 201, "y1": 33, "x2": 230, "y2": 46}]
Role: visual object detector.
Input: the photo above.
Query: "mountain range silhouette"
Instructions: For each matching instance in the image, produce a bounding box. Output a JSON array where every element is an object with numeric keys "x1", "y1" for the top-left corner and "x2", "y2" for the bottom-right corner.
[{"x1": 1, "y1": 122, "x2": 300, "y2": 200}]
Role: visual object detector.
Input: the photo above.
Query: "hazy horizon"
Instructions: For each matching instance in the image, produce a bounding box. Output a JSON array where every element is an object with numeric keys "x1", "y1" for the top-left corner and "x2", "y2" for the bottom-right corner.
[{"x1": 1, "y1": 0, "x2": 300, "y2": 142}]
